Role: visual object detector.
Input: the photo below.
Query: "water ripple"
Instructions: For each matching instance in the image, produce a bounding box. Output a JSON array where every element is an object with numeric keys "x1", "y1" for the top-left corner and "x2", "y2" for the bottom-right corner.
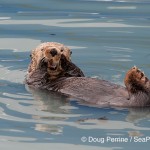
[{"x1": 0, "y1": 0, "x2": 150, "y2": 148}]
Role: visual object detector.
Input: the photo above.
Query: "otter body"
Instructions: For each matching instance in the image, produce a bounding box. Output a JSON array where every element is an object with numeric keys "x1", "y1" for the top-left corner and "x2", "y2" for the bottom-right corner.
[
  {"x1": 26, "y1": 42, "x2": 150, "y2": 107},
  {"x1": 26, "y1": 72, "x2": 150, "y2": 107}
]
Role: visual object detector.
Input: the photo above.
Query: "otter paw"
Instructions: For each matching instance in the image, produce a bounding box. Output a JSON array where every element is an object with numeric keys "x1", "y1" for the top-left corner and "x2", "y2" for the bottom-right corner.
[
  {"x1": 124, "y1": 66, "x2": 149, "y2": 93},
  {"x1": 130, "y1": 66, "x2": 148, "y2": 83}
]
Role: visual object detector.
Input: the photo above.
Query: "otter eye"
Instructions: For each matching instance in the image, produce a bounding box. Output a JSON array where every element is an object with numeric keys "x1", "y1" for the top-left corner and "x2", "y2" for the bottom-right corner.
[
  {"x1": 30, "y1": 54, "x2": 32, "y2": 58},
  {"x1": 61, "y1": 48, "x2": 64, "y2": 52},
  {"x1": 70, "y1": 51, "x2": 72, "y2": 55}
]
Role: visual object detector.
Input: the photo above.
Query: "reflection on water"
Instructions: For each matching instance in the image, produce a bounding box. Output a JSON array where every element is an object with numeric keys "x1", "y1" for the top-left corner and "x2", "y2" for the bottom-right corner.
[
  {"x1": 0, "y1": 0, "x2": 150, "y2": 149},
  {"x1": 1, "y1": 80, "x2": 150, "y2": 149}
]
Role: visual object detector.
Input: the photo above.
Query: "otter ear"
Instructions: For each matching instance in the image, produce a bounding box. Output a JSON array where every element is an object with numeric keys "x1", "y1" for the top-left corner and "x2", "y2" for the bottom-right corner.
[{"x1": 30, "y1": 54, "x2": 33, "y2": 60}]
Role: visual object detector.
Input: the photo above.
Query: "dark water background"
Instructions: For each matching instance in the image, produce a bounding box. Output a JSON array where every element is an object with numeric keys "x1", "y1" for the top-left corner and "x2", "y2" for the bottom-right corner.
[{"x1": 0, "y1": 0, "x2": 150, "y2": 149}]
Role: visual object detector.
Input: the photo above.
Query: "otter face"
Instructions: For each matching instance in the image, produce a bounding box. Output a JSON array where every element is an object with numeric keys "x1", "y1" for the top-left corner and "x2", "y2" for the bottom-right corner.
[
  {"x1": 44, "y1": 46, "x2": 62, "y2": 71},
  {"x1": 28, "y1": 42, "x2": 72, "y2": 79},
  {"x1": 42, "y1": 45, "x2": 72, "y2": 79}
]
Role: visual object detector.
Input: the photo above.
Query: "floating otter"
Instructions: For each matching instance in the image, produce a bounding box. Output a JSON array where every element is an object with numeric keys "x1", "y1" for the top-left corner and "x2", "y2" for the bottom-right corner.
[{"x1": 25, "y1": 42, "x2": 150, "y2": 107}]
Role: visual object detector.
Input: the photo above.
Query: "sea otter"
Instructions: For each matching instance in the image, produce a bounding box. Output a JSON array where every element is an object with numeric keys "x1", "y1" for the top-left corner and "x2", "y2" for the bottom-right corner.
[{"x1": 25, "y1": 42, "x2": 150, "y2": 107}]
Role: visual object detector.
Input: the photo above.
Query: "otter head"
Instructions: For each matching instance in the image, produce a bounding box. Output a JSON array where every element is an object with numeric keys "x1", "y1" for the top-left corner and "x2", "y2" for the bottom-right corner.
[
  {"x1": 41, "y1": 44, "x2": 72, "y2": 79},
  {"x1": 28, "y1": 42, "x2": 72, "y2": 80}
]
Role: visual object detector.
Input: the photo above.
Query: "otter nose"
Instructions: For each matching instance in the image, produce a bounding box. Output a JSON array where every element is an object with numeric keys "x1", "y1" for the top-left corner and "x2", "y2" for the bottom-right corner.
[{"x1": 50, "y1": 48, "x2": 57, "y2": 57}]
